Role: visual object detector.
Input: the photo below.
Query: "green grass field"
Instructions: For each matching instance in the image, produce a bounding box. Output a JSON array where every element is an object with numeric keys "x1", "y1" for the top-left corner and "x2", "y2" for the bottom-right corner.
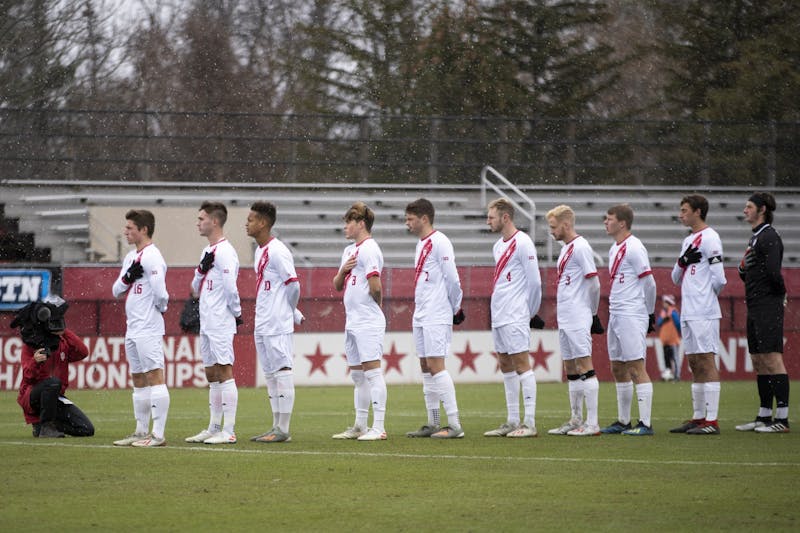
[{"x1": 1, "y1": 381, "x2": 797, "y2": 532}]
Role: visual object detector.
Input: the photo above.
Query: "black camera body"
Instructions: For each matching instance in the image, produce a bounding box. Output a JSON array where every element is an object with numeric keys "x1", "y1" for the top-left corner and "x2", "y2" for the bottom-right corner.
[{"x1": 10, "y1": 296, "x2": 69, "y2": 356}]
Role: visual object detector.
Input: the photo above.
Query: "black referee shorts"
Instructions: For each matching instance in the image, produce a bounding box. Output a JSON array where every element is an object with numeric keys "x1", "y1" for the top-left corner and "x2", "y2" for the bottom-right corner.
[{"x1": 746, "y1": 297, "x2": 785, "y2": 354}]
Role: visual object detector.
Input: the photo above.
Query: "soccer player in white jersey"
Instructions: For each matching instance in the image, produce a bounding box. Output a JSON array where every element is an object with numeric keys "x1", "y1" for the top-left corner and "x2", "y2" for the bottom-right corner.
[
  {"x1": 545, "y1": 205, "x2": 604, "y2": 437},
  {"x1": 601, "y1": 204, "x2": 657, "y2": 436},
  {"x1": 482, "y1": 198, "x2": 543, "y2": 438},
  {"x1": 404, "y1": 198, "x2": 466, "y2": 439},
  {"x1": 185, "y1": 202, "x2": 243, "y2": 445},
  {"x1": 669, "y1": 194, "x2": 726, "y2": 435},
  {"x1": 331, "y1": 202, "x2": 388, "y2": 441},
  {"x1": 245, "y1": 201, "x2": 304, "y2": 443},
  {"x1": 111, "y1": 209, "x2": 171, "y2": 447}
]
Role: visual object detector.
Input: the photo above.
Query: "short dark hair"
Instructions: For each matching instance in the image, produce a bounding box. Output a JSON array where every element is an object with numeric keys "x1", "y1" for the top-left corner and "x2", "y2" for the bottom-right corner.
[
  {"x1": 250, "y1": 201, "x2": 276, "y2": 227},
  {"x1": 405, "y1": 198, "x2": 435, "y2": 225},
  {"x1": 200, "y1": 201, "x2": 228, "y2": 226},
  {"x1": 681, "y1": 194, "x2": 709, "y2": 221},
  {"x1": 607, "y1": 204, "x2": 634, "y2": 229},
  {"x1": 344, "y1": 201, "x2": 375, "y2": 232},
  {"x1": 749, "y1": 192, "x2": 777, "y2": 224},
  {"x1": 125, "y1": 209, "x2": 156, "y2": 237}
]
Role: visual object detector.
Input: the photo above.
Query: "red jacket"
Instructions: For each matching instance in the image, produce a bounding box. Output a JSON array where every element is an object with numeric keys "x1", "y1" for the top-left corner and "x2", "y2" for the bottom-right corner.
[{"x1": 17, "y1": 329, "x2": 89, "y2": 424}]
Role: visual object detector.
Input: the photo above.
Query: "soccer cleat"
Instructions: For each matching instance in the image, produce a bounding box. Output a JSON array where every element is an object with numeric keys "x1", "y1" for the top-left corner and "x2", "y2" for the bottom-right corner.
[
  {"x1": 332, "y1": 426, "x2": 365, "y2": 440},
  {"x1": 669, "y1": 419, "x2": 704, "y2": 433},
  {"x1": 38, "y1": 421, "x2": 65, "y2": 438},
  {"x1": 547, "y1": 418, "x2": 582, "y2": 435},
  {"x1": 686, "y1": 420, "x2": 720, "y2": 435},
  {"x1": 113, "y1": 432, "x2": 149, "y2": 446},
  {"x1": 622, "y1": 421, "x2": 654, "y2": 436},
  {"x1": 600, "y1": 421, "x2": 632, "y2": 434},
  {"x1": 483, "y1": 422, "x2": 519, "y2": 437},
  {"x1": 357, "y1": 428, "x2": 387, "y2": 441},
  {"x1": 250, "y1": 429, "x2": 275, "y2": 442},
  {"x1": 185, "y1": 429, "x2": 216, "y2": 443},
  {"x1": 406, "y1": 424, "x2": 440, "y2": 438},
  {"x1": 253, "y1": 428, "x2": 292, "y2": 443},
  {"x1": 735, "y1": 419, "x2": 770, "y2": 432},
  {"x1": 131, "y1": 435, "x2": 166, "y2": 447},
  {"x1": 430, "y1": 426, "x2": 464, "y2": 439},
  {"x1": 506, "y1": 425, "x2": 538, "y2": 438},
  {"x1": 754, "y1": 421, "x2": 790, "y2": 434},
  {"x1": 204, "y1": 431, "x2": 237, "y2": 444},
  {"x1": 32, "y1": 423, "x2": 41, "y2": 438},
  {"x1": 567, "y1": 424, "x2": 601, "y2": 436}
]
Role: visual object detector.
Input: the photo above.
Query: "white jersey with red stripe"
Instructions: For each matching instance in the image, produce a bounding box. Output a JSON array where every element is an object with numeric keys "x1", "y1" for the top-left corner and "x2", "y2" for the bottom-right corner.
[
  {"x1": 191, "y1": 238, "x2": 242, "y2": 335},
  {"x1": 490, "y1": 230, "x2": 541, "y2": 328},
  {"x1": 671, "y1": 226, "x2": 726, "y2": 320},
  {"x1": 341, "y1": 237, "x2": 386, "y2": 331},
  {"x1": 112, "y1": 243, "x2": 169, "y2": 338},
  {"x1": 253, "y1": 237, "x2": 299, "y2": 336},
  {"x1": 556, "y1": 235, "x2": 598, "y2": 329},
  {"x1": 608, "y1": 234, "x2": 652, "y2": 317},
  {"x1": 412, "y1": 230, "x2": 463, "y2": 327}
]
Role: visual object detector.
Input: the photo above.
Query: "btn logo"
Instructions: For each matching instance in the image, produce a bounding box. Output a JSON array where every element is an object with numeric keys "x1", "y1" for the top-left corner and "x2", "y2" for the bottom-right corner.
[{"x1": 0, "y1": 269, "x2": 51, "y2": 310}]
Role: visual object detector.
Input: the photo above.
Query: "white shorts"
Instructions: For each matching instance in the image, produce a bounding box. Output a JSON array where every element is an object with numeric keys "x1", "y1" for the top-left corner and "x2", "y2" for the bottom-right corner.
[
  {"x1": 255, "y1": 333, "x2": 294, "y2": 376},
  {"x1": 413, "y1": 324, "x2": 452, "y2": 358},
  {"x1": 125, "y1": 335, "x2": 165, "y2": 374},
  {"x1": 492, "y1": 322, "x2": 530, "y2": 355},
  {"x1": 559, "y1": 328, "x2": 592, "y2": 361},
  {"x1": 681, "y1": 319, "x2": 720, "y2": 355},
  {"x1": 200, "y1": 332, "x2": 235, "y2": 367},
  {"x1": 607, "y1": 314, "x2": 648, "y2": 362},
  {"x1": 344, "y1": 328, "x2": 384, "y2": 366}
]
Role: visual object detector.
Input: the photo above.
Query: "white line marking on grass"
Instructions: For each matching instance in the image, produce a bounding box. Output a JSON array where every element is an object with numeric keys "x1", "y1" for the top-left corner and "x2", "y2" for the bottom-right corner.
[{"x1": 1, "y1": 440, "x2": 798, "y2": 468}]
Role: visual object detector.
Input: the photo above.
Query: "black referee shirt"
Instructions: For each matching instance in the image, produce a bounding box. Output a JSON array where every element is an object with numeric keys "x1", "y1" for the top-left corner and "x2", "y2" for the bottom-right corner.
[{"x1": 740, "y1": 222, "x2": 786, "y2": 306}]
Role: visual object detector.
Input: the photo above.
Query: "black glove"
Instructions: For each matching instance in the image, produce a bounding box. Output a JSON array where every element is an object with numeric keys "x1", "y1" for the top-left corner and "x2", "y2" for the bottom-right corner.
[
  {"x1": 198, "y1": 251, "x2": 215, "y2": 274},
  {"x1": 647, "y1": 313, "x2": 656, "y2": 333},
  {"x1": 235, "y1": 315, "x2": 243, "y2": 327},
  {"x1": 122, "y1": 261, "x2": 144, "y2": 285},
  {"x1": 530, "y1": 314, "x2": 545, "y2": 329},
  {"x1": 453, "y1": 308, "x2": 465, "y2": 325},
  {"x1": 677, "y1": 245, "x2": 702, "y2": 268},
  {"x1": 591, "y1": 314, "x2": 604, "y2": 335}
]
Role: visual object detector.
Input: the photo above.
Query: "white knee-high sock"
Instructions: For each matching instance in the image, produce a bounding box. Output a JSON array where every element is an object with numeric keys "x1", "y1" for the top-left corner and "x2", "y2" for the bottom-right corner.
[
  {"x1": 365, "y1": 368, "x2": 387, "y2": 432},
  {"x1": 519, "y1": 369, "x2": 537, "y2": 428},
  {"x1": 691, "y1": 383, "x2": 705, "y2": 420},
  {"x1": 149, "y1": 384, "x2": 170, "y2": 440},
  {"x1": 208, "y1": 381, "x2": 223, "y2": 433},
  {"x1": 422, "y1": 372, "x2": 440, "y2": 426},
  {"x1": 220, "y1": 378, "x2": 238, "y2": 434},
  {"x1": 275, "y1": 370, "x2": 295, "y2": 433},
  {"x1": 584, "y1": 377, "x2": 600, "y2": 427},
  {"x1": 433, "y1": 370, "x2": 460, "y2": 429},
  {"x1": 132, "y1": 386, "x2": 151, "y2": 435},
  {"x1": 502, "y1": 371, "x2": 520, "y2": 425},
  {"x1": 351, "y1": 369, "x2": 370, "y2": 430},
  {"x1": 635, "y1": 382, "x2": 653, "y2": 427},
  {"x1": 616, "y1": 381, "x2": 633, "y2": 425},
  {"x1": 568, "y1": 379, "x2": 583, "y2": 422},
  {"x1": 265, "y1": 373, "x2": 279, "y2": 429},
  {"x1": 704, "y1": 381, "x2": 720, "y2": 422}
]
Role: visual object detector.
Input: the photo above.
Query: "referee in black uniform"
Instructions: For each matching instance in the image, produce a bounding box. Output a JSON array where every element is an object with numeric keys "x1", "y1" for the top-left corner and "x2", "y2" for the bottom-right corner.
[{"x1": 735, "y1": 192, "x2": 790, "y2": 433}]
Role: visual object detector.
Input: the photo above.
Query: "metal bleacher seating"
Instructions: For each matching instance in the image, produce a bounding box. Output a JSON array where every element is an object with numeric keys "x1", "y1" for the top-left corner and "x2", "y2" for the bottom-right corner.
[{"x1": 1, "y1": 178, "x2": 798, "y2": 267}]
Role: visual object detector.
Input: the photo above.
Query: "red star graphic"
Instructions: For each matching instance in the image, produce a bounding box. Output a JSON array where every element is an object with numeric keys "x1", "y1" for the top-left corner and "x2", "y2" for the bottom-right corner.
[
  {"x1": 305, "y1": 343, "x2": 333, "y2": 376},
  {"x1": 383, "y1": 342, "x2": 407, "y2": 375},
  {"x1": 489, "y1": 351, "x2": 501, "y2": 373},
  {"x1": 529, "y1": 338, "x2": 553, "y2": 371},
  {"x1": 454, "y1": 341, "x2": 482, "y2": 373}
]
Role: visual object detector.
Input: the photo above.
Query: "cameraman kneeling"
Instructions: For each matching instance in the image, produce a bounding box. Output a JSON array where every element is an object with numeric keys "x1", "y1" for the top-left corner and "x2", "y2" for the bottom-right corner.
[{"x1": 13, "y1": 297, "x2": 95, "y2": 438}]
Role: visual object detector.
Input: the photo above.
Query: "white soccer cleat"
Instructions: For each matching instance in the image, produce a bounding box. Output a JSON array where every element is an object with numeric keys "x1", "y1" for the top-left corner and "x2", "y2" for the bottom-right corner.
[
  {"x1": 483, "y1": 422, "x2": 519, "y2": 437},
  {"x1": 547, "y1": 418, "x2": 582, "y2": 435},
  {"x1": 113, "y1": 432, "x2": 149, "y2": 446},
  {"x1": 185, "y1": 429, "x2": 216, "y2": 443},
  {"x1": 567, "y1": 424, "x2": 601, "y2": 436},
  {"x1": 204, "y1": 431, "x2": 237, "y2": 444},
  {"x1": 131, "y1": 435, "x2": 166, "y2": 447},
  {"x1": 507, "y1": 425, "x2": 538, "y2": 438},
  {"x1": 357, "y1": 428, "x2": 387, "y2": 441},
  {"x1": 735, "y1": 420, "x2": 768, "y2": 431},
  {"x1": 332, "y1": 426, "x2": 365, "y2": 439}
]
